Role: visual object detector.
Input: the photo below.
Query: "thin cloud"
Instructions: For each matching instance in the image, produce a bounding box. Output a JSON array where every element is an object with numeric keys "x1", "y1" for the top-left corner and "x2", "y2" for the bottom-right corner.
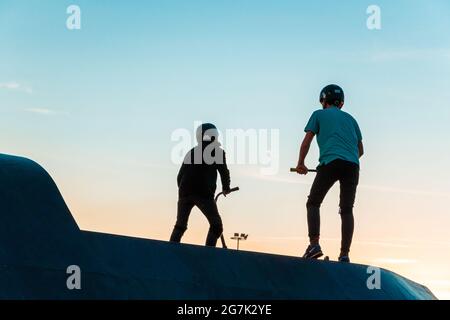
[
  {"x1": 0, "y1": 82, "x2": 33, "y2": 94},
  {"x1": 123, "y1": 159, "x2": 174, "y2": 170},
  {"x1": 256, "y1": 236, "x2": 410, "y2": 248},
  {"x1": 353, "y1": 240, "x2": 410, "y2": 249},
  {"x1": 237, "y1": 169, "x2": 313, "y2": 186},
  {"x1": 249, "y1": 174, "x2": 312, "y2": 185},
  {"x1": 25, "y1": 108, "x2": 56, "y2": 115},
  {"x1": 24, "y1": 108, "x2": 69, "y2": 116},
  {"x1": 359, "y1": 184, "x2": 450, "y2": 198},
  {"x1": 371, "y1": 48, "x2": 450, "y2": 62},
  {"x1": 372, "y1": 258, "x2": 418, "y2": 265},
  {"x1": 240, "y1": 169, "x2": 450, "y2": 198},
  {"x1": 385, "y1": 238, "x2": 450, "y2": 248},
  {"x1": 0, "y1": 82, "x2": 20, "y2": 89}
]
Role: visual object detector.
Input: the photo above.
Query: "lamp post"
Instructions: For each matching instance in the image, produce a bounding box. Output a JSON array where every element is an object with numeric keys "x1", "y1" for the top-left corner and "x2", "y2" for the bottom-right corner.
[{"x1": 230, "y1": 233, "x2": 248, "y2": 250}]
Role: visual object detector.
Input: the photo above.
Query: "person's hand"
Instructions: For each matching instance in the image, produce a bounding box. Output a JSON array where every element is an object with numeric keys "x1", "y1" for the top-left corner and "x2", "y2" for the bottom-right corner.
[
  {"x1": 222, "y1": 189, "x2": 231, "y2": 197},
  {"x1": 295, "y1": 163, "x2": 309, "y2": 175}
]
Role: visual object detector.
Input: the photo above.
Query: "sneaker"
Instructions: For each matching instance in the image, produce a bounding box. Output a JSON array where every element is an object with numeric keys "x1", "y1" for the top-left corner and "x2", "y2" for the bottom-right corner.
[
  {"x1": 302, "y1": 244, "x2": 323, "y2": 259},
  {"x1": 338, "y1": 255, "x2": 350, "y2": 263}
]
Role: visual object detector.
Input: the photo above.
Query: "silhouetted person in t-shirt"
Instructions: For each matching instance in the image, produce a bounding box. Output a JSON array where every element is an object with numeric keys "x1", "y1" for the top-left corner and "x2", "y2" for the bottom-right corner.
[{"x1": 295, "y1": 85, "x2": 364, "y2": 263}]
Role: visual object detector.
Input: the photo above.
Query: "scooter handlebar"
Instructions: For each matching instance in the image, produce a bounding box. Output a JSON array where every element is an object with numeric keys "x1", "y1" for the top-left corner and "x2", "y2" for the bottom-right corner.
[
  {"x1": 215, "y1": 187, "x2": 240, "y2": 202},
  {"x1": 290, "y1": 168, "x2": 317, "y2": 173}
]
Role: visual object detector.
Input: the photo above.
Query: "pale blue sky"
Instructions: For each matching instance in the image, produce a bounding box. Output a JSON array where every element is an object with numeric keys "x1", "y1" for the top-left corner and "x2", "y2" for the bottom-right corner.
[
  {"x1": 1, "y1": 0, "x2": 450, "y2": 298},
  {"x1": 2, "y1": 0, "x2": 450, "y2": 170}
]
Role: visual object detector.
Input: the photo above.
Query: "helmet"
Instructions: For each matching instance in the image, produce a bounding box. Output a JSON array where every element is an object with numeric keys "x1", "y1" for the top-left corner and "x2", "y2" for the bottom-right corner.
[
  {"x1": 196, "y1": 123, "x2": 219, "y2": 143},
  {"x1": 320, "y1": 84, "x2": 345, "y2": 106}
]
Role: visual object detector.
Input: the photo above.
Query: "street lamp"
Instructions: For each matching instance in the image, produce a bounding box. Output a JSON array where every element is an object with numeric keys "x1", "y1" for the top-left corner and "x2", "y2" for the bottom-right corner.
[{"x1": 230, "y1": 233, "x2": 248, "y2": 250}]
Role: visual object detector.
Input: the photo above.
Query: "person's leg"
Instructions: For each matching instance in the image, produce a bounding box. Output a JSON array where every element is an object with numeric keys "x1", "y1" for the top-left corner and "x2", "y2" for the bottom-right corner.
[
  {"x1": 306, "y1": 163, "x2": 339, "y2": 246},
  {"x1": 338, "y1": 161, "x2": 360, "y2": 258},
  {"x1": 195, "y1": 197, "x2": 223, "y2": 247},
  {"x1": 170, "y1": 197, "x2": 195, "y2": 243}
]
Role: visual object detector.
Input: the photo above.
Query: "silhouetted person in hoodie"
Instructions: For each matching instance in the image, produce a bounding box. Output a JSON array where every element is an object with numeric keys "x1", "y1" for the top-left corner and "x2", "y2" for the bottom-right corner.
[{"x1": 170, "y1": 123, "x2": 231, "y2": 247}]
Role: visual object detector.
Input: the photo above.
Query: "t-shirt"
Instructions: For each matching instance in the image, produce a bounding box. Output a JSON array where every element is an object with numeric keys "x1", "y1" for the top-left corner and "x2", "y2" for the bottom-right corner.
[{"x1": 304, "y1": 106, "x2": 362, "y2": 166}]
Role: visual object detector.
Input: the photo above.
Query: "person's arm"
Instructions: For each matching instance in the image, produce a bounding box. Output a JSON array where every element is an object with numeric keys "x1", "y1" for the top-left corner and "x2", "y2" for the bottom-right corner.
[
  {"x1": 296, "y1": 131, "x2": 315, "y2": 174},
  {"x1": 217, "y1": 150, "x2": 231, "y2": 194},
  {"x1": 358, "y1": 140, "x2": 364, "y2": 158},
  {"x1": 177, "y1": 150, "x2": 192, "y2": 187},
  {"x1": 177, "y1": 163, "x2": 186, "y2": 187}
]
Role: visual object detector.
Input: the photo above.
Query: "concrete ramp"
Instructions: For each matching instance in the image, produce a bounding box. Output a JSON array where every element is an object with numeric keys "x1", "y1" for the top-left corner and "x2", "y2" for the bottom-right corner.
[
  {"x1": 0, "y1": 154, "x2": 437, "y2": 300},
  {"x1": 0, "y1": 154, "x2": 89, "y2": 268}
]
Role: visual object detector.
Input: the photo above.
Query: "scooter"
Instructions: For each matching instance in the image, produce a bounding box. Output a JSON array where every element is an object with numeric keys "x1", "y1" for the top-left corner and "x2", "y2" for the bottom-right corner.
[{"x1": 215, "y1": 186, "x2": 239, "y2": 249}]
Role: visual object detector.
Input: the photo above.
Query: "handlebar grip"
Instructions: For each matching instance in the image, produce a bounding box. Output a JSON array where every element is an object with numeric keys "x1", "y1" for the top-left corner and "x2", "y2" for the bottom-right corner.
[{"x1": 229, "y1": 187, "x2": 239, "y2": 193}]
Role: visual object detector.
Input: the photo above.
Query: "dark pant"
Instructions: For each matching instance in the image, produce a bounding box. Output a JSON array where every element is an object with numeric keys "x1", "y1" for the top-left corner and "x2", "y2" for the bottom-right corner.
[
  {"x1": 306, "y1": 159, "x2": 359, "y2": 255},
  {"x1": 170, "y1": 196, "x2": 224, "y2": 247}
]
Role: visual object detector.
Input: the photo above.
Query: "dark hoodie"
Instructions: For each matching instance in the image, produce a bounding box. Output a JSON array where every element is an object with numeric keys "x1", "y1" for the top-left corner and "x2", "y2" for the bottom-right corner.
[{"x1": 177, "y1": 142, "x2": 231, "y2": 198}]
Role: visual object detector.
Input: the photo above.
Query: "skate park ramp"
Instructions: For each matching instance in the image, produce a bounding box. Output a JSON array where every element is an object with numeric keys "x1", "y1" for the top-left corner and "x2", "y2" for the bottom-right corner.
[{"x1": 0, "y1": 153, "x2": 437, "y2": 300}]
